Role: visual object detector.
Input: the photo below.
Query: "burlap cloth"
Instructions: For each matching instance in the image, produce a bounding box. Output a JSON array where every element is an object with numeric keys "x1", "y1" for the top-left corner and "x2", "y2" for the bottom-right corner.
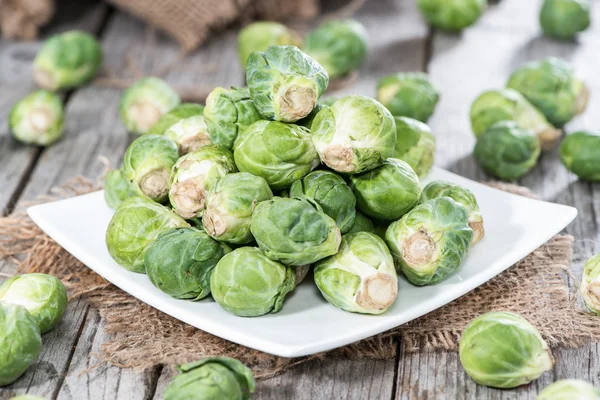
[{"x1": 1, "y1": 177, "x2": 599, "y2": 379}]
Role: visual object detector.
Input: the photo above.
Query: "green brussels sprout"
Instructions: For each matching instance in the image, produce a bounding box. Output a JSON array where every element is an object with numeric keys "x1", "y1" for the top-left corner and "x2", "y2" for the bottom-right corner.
[
  {"x1": 106, "y1": 196, "x2": 189, "y2": 273},
  {"x1": 237, "y1": 21, "x2": 301, "y2": 68},
  {"x1": 290, "y1": 170, "x2": 357, "y2": 234},
  {"x1": 0, "y1": 302, "x2": 42, "y2": 386},
  {"x1": 104, "y1": 169, "x2": 137, "y2": 209},
  {"x1": 233, "y1": 120, "x2": 319, "y2": 190},
  {"x1": 145, "y1": 227, "x2": 230, "y2": 300},
  {"x1": 251, "y1": 197, "x2": 341, "y2": 266},
  {"x1": 581, "y1": 253, "x2": 600, "y2": 314},
  {"x1": 9, "y1": 90, "x2": 64, "y2": 146},
  {"x1": 346, "y1": 212, "x2": 374, "y2": 234},
  {"x1": 10, "y1": 396, "x2": 47, "y2": 400},
  {"x1": 169, "y1": 145, "x2": 237, "y2": 219},
  {"x1": 385, "y1": 197, "x2": 472, "y2": 285},
  {"x1": 459, "y1": 312, "x2": 554, "y2": 388},
  {"x1": 0, "y1": 273, "x2": 67, "y2": 333},
  {"x1": 393, "y1": 117, "x2": 436, "y2": 177},
  {"x1": 164, "y1": 115, "x2": 212, "y2": 155},
  {"x1": 314, "y1": 232, "x2": 398, "y2": 314},
  {"x1": 120, "y1": 77, "x2": 181, "y2": 135},
  {"x1": 33, "y1": 30, "x2": 102, "y2": 91},
  {"x1": 470, "y1": 88, "x2": 561, "y2": 151},
  {"x1": 122, "y1": 134, "x2": 180, "y2": 203},
  {"x1": 349, "y1": 158, "x2": 421, "y2": 221},
  {"x1": 303, "y1": 19, "x2": 368, "y2": 79},
  {"x1": 540, "y1": 0, "x2": 591, "y2": 40},
  {"x1": 203, "y1": 172, "x2": 274, "y2": 244},
  {"x1": 210, "y1": 247, "x2": 296, "y2": 317},
  {"x1": 507, "y1": 57, "x2": 589, "y2": 126},
  {"x1": 420, "y1": 181, "x2": 484, "y2": 244},
  {"x1": 417, "y1": 0, "x2": 486, "y2": 31},
  {"x1": 311, "y1": 95, "x2": 396, "y2": 174},
  {"x1": 560, "y1": 131, "x2": 600, "y2": 181},
  {"x1": 474, "y1": 121, "x2": 541, "y2": 181},
  {"x1": 376, "y1": 72, "x2": 440, "y2": 122},
  {"x1": 537, "y1": 379, "x2": 600, "y2": 400},
  {"x1": 147, "y1": 103, "x2": 205, "y2": 135},
  {"x1": 203, "y1": 87, "x2": 262, "y2": 150},
  {"x1": 246, "y1": 45, "x2": 329, "y2": 122},
  {"x1": 164, "y1": 357, "x2": 255, "y2": 400}
]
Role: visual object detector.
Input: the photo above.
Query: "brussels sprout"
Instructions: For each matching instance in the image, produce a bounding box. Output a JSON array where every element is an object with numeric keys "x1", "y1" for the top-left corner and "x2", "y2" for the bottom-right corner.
[
  {"x1": 9, "y1": 90, "x2": 64, "y2": 146},
  {"x1": 233, "y1": 120, "x2": 319, "y2": 190},
  {"x1": 122, "y1": 134, "x2": 180, "y2": 203},
  {"x1": 474, "y1": 121, "x2": 541, "y2": 181},
  {"x1": 376, "y1": 72, "x2": 440, "y2": 122},
  {"x1": 459, "y1": 312, "x2": 554, "y2": 388},
  {"x1": 203, "y1": 172, "x2": 274, "y2": 244},
  {"x1": 385, "y1": 197, "x2": 472, "y2": 285},
  {"x1": 106, "y1": 196, "x2": 189, "y2": 273},
  {"x1": 314, "y1": 232, "x2": 398, "y2": 314},
  {"x1": 33, "y1": 30, "x2": 102, "y2": 91},
  {"x1": 164, "y1": 115, "x2": 212, "y2": 155},
  {"x1": 420, "y1": 181, "x2": 484, "y2": 244},
  {"x1": 169, "y1": 146, "x2": 237, "y2": 219},
  {"x1": 246, "y1": 45, "x2": 329, "y2": 122},
  {"x1": 290, "y1": 170, "x2": 357, "y2": 233},
  {"x1": 538, "y1": 379, "x2": 600, "y2": 400},
  {"x1": 581, "y1": 253, "x2": 600, "y2": 314},
  {"x1": 303, "y1": 20, "x2": 368, "y2": 79},
  {"x1": 0, "y1": 302, "x2": 42, "y2": 386},
  {"x1": 560, "y1": 131, "x2": 600, "y2": 181},
  {"x1": 0, "y1": 273, "x2": 67, "y2": 333},
  {"x1": 237, "y1": 21, "x2": 301, "y2": 69},
  {"x1": 164, "y1": 357, "x2": 255, "y2": 400},
  {"x1": 346, "y1": 212, "x2": 374, "y2": 234},
  {"x1": 104, "y1": 169, "x2": 137, "y2": 209},
  {"x1": 393, "y1": 117, "x2": 436, "y2": 177},
  {"x1": 540, "y1": 0, "x2": 591, "y2": 40},
  {"x1": 145, "y1": 228, "x2": 229, "y2": 300},
  {"x1": 251, "y1": 197, "x2": 341, "y2": 266},
  {"x1": 311, "y1": 95, "x2": 396, "y2": 174},
  {"x1": 470, "y1": 88, "x2": 561, "y2": 151},
  {"x1": 417, "y1": 0, "x2": 486, "y2": 31},
  {"x1": 350, "y1": 159, "x2": 421, "y2": 221},
  {"x1": 10, "y1": 396, "x2": 47, "y2": 400},
  {"x1": 210, "y1": 247, "x2": 296, "y2": 317},
  {"x1": 199, "y1": 89, "x2": 259, "y2": 151},
  {"x1": 507, "y1": 57, "x2": 589, "y2": 126},
  {"x1": 147, "y1": 103, "x2": 205, "y2": 135},
  {"x1": 120, "y1": 77, "x2": 181, "y2": 135}
]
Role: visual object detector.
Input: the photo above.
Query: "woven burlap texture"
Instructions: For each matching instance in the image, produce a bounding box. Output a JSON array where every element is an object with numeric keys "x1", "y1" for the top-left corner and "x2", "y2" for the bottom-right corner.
[{"x1": 2, "y1": 177, "x2": 599, "y2": 379}]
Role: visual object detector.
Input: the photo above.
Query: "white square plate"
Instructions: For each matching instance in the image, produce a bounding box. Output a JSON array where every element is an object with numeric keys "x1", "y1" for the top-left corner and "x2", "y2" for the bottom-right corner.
[{"x1": 27, "y1": 168, "x2": 577, "y2": 357}]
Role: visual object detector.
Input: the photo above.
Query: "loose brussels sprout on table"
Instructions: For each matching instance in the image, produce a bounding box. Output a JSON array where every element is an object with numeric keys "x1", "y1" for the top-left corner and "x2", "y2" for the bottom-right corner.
[
  {"x1": 346, "y1": 212, "x2": 375, "y2": 234},
  {"x1": 392, "y1": 116, "x2": 436, "y2": 177},
  {"x1": 104, "y1": 169, "x2": 137, "y2": 209},
  {"x1": 474, "y1": 121, "x2": 541, "y2": 181},
  {"x1": 537, "y1": 379, "x2": 600, "y2": 400},
  {"x1": 246, "y1": 45, "x2": 329, "y2": 122},
  {"x1": 314, "y1": 232, "x2": 398, "y2": 314},
  {"x1": 237, "y1": 21, "x2": 301, "y2": 69},
  {"x1": 560, "y1": 131, "x2": 600, "y2": 181},
  {"x1": 33, "y1": 30, "x2": 102, "y2": 91},
  {"x1": 147, "y1": 103, "x2": 205, "y2": 135},
  {"x1": 0, "y1": 273, "x2": 68, "y2": 333},
  {"x1": 10, "y1": 90, "x2": 64, "y2": 146},
  {"x1": 311, "y1": 95, "x2": 396, "y2": 174},
  {"x1": 540, "y1": 0, "x2": 591, "y2": 40},
  {"x1": 164, "y1": 115, "x2": 212, "y2": 155},
  {"x1": 459, "y1": 312, "x2": 554, "y2": 388},
  {"x1": 581, "y1": 253, "x2": 600, "y2": 314},
  {"x1": 417, "y1": 0, "x2": 486, "y2": 31},
  {"x1": 210, "y1": 247, "x2": 296, "y2": 317},
  {"x1": 385, "y1": 197, "x2": 472, "y2": 285},
  {"x1": 376, "y1": 72, "x2": 439, "y2": 122}
]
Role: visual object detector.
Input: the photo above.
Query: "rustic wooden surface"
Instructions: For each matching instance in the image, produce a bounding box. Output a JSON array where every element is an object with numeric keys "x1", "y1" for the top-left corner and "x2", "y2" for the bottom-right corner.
[{"x1": 0, "y1": 0, "x2": 599, "y2": 399}]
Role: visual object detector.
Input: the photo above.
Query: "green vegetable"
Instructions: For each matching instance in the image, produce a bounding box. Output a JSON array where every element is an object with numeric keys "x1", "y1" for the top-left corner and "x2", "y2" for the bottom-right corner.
[
  {"x1": 311, "y1": 95, "x2": 396, "y2": 174},
  {"x1": 540, "y1": 0, "x2": 591, "y2": 40},
  {"x1": 0, "y1": 273, "x2": 67, "y2": 333},
  {"x1": 346, "y1": 212, "x2": 374, "y2": 234},
  {"x1": 246, "y1": 45, "x2": 329, "y2": 122},
  {"x1": 105, "y1": 196, "x2": 189, "y2": 273},
  {"x1": 314, "y1": 232, "x2": 398, "y2": 314},
  {"x1": 385, "y1": 197, "x2": 472, "y2": 285},
  {"x1": 581, "y1": 253, "x2": 600, "y2": 314},
  {"x1": 164, "y1": 115, "x2": 212, "y2": 155},
  {"x1": 9, "y1": 90, "x2": 64, "y2": 146},
  {"x1": 376, "y1": 72, "x2": 439, "y2": 122},
  {"x1": 393, "y1": 116, "x2": 436, "y2": 177},
  {"x1": 474, "y1": 121, "x2": 541, "y2": 181},
  {"x1": 251, "y1": 197, "x2": 341, "y2": 266},
  {"x1": 164, "y1": 357, "x2": 255, "y2": 400},
  {"x1": 210, "y1": 247, "x2": 295, "y2": 317},
  {"x1": 120, "y1": 77, "x2": 181, "y2": 135},
  {"x1": 104, "y1": 169, "x2": 137, "y2": 209},
  {"x1": 560, "y1": 131, "x2": 600, "y2": 181},
  {"x1": 290, "y1": 170, "x2": 357, "y2": 234},
  {"x1": 237, "y1": 21, "x2": 301, "y2": 68},
  {"x1": 33, "y1": 30, "x2": 102, "y2": 91},
  {"x1": 417, "y1": 0, "x2": 486, "y2": 31},
  {"x1": 233, "y1": 120, "x2": 319, "y2": 190},
  {"x1": 459, "y1": 312, "x2": 554, "y2": 388},
  {"x1": 10, "y1": 396, "x2": 47, "y2": 400},
  {"x1": 537, "y1": 379, "x2": 600, "y2": 400},
  {"x1": 147, "y1": 103, "x2": 205, "y2": 135},
  {"x1": 350, "y1": 158, "x2": 421, "y2": 221}
]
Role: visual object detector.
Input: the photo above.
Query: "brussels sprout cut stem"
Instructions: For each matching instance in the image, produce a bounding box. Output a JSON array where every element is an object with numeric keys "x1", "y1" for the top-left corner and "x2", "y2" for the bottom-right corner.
[{"x1": 10, "y1": 90, "x2": 65, "y2": 146}]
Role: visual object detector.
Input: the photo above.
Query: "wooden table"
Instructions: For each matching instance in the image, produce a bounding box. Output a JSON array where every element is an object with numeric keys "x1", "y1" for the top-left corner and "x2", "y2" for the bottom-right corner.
[{"x1": 1, "y1": 0, "x2": 599, "y2": 398}]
